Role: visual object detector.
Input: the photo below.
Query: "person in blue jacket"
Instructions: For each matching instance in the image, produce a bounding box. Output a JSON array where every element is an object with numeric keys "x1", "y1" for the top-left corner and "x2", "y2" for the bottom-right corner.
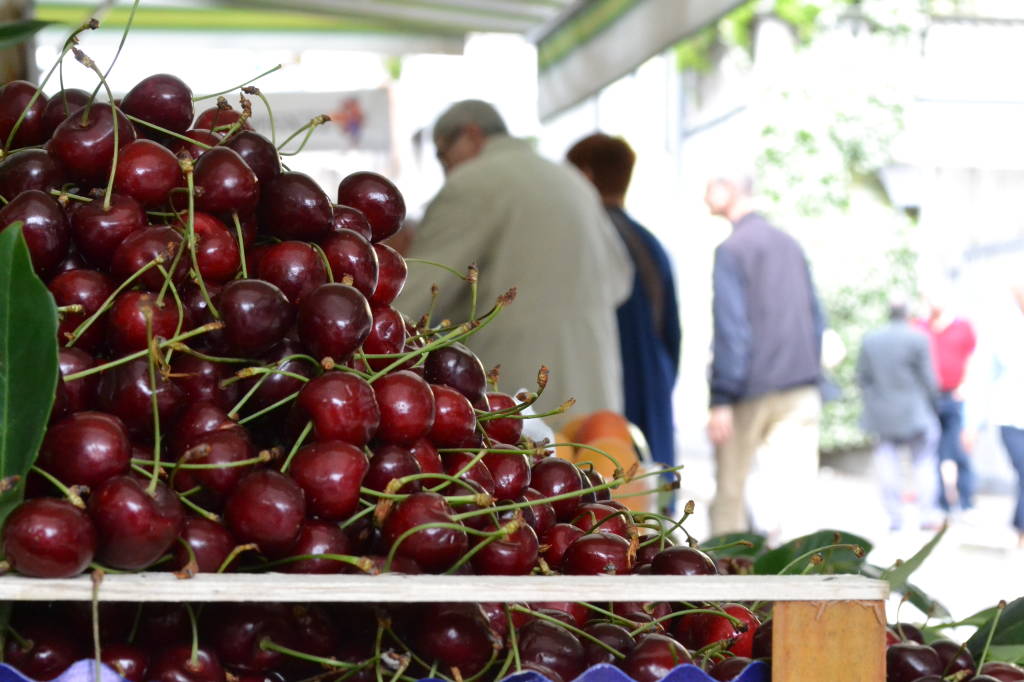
[{"x1": 567, "y1": 134, "x2": 682, "y2": 473}]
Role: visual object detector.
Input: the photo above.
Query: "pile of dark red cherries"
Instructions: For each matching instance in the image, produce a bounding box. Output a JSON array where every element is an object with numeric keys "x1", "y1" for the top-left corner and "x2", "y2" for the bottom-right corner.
[
  {"x1": 886, "y1": 624, "x2": 1024, "y2": 682},
  {"x1": 0, "y1": 71, "x2": 769, "y2": 682}
]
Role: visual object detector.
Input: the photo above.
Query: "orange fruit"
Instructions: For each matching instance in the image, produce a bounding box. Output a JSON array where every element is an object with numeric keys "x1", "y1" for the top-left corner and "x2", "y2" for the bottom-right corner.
[
  {"x1": 576, "y1": 410, "x2": 632, "y2": 445},
  {"x1": 559, "y1": 415, "x2": 587, "y2": 443},
  {"x1": 550, "y1": 431, "x2": 576, "y2": 463},
  {"x1": 574, "y1": 436, "x2": 637, "y2": 481}
]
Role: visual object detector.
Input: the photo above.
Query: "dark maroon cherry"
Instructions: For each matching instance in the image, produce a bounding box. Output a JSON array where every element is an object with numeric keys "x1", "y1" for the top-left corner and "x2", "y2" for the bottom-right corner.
[
  {"x1": 319, "y1": 228, "x2": 379, "y2": 298},
  {"x1": 484, "y1": 449, "x2": 530, "y2": 501},
  {"x1": 2, "y1": 498, "x2": 96, "y2": 578},
  {"x1": 424, "y1": 342, "x2": 487, "y2": 408},
  {"x1": 472, "y1": 522, "x2": 538, "y2": 575},
  {"x1": 171, "y1": 517, "x2": 236, "y2": 573},
  {"x1": 121, "y1": 74, "x2": 194, "y2": 136},
  {"x1": 280, "y1": 520, "x2": 352, "y2": 573},
  {"x1": 40, "y1": 88, "x2": 90, "y2": 138},
  {"x1": 206, "y1": 604, "x2": 293, "y2": 673},
  {"x1": 226, "y1": 131, "x2": 280, "y2": 185},
  {"x1": 517, "y1": 619, "x2": 587, "y2": 682},
  {"x1": 3, "y1": 623, "x2": 85, "y2": 681},
  {"x1": 0, "y1": 80, "x2": 48, "y2": 148},
  {"x1": 362, "y1": 305, "x2": 406, "y2": 371},
  {"x1": 255, "y1": 240, "x2": 327, "y2": 303},
  {"x1": 0, "y1": 188, "x2": 69, "y2": 276},
  {"x1": 172, "y1": 128, "x2": 221, "y2": 160},
  {"x1": 382, "y1": 491, "x2": 467, "y2": 573},
  {"x1": 408, "y1": 437, "x2": 443, "y2": 476},
  {"x1": 372, "y1": 370, "x2": 434, "y2": 445},
  {"x1": 97, "y1": 357, "x2": 185, "y2": 437},
  {"x1": 134, "y1": 604, "x2": 191, "y2": 649},
  {"x1": 148, "y1": 644, "x2": 226, "y2": 682},
  {"x1": 336, "y1": 171, "x2": 405, "y2": 243},
  {"x1": 225, "y1": 470, "x2": 306, "y2": 555},
  {"x1": 170, "y1": 354, "x2": 238, "y2": 410},
  {"x1": 414, "y1": 604, "x2": 500, "y2": 677},
  {"x1": 427, "y1": 384, "x2": 477, "y2": 448},
  {"x1": 289, "y1": 440, "x2": 368, "y2": 521},
  {"x1": 110, "y1": 225, "x2": 189, "y2": 290},
  {"x1": 531, "y1": 457, "x2": 584, "y2": 522},
  {"x1": 69, "y1": 191, "x2": 146, "y2": 268},
  {"x1": 364, "y1": 444, "x2": 422, "y2": 493},
  {"x1": 887, "y1": 642, "x2": 943, "y2": 682},
  {"x1": 443, "y1": 451, "x2": 496, "y2": 497},
  {"x1": 707, "y1": 657, "x2": 754, "y2": 681},
  {"x1": 193, "y1": 146, "x2": 259, "y2": 214},
  {"x1": 238, "y1": 339, "x2": 315, "y2": 410},
  {"x1": 562, "y1": 532, "x2": 632, "y2": 574},
  {"x1": 259, "y1": 171, "x2": 331, "y2": 241},
  {"x1": 113, "y1": 139, "x2": 183, "y2": 206},
  {"x1": 58, "y1": 347, "x2": 99, "y2": 412},
  {"x1": 190, "y1": 211, "x2": 240, "y2": 283},
  {"x1": 49, "y1": 268, "x2": 115, "y2": 352},
  {"x1": 297, "y1": 282, "x2": 372, "y2": 362},
  {"x1": 88, "y1": 475, "x2": 184, "y2": 570},
  {"x1": 892, "y1": 622, "x2": 926, "y2": 644},
  {"x1": 176, "y1": 429, "x2": 257, "y2": 498},
  {"x1": 107, "y1": 290, "x2": 188, "y2": 354},
  {"x1": 573, "y1": 502, "x2": 631, "y2": 538},
  {"x1": 38, "y1": 410, "x2": 130, "y2": 488},
  {"x1": 751, "y1": 618, "x2": 772, "y2": 659},
  {"x1": 330, "y1": 204, "x2": 372, "y2": 240},
  {"x1": 583, "y1": 622, "x2": 635, "y2": 666},
  {"x1": 931, "y1": 639, "x2": 976, "y2": 676},
  {"x1": 483, "y1": 392, "x2": 523, "y2": 444},
  {"x1": 622, "y1": 633, "x2": 693, "y2": 682},
  {"x1": 169, "y1": 401, "x2": 243, "y2": 459},
  {"x1": 101, "y1": 642, "x2": 150, "y2": 682},
  {"x1": 980, "y1": 662, "x2": 1024, "y2": 681},
  {"x1": 651, "y1": 545, "x2": 718, "y2": 576},
  {"x1": 508, "y1": 487, "x2": 556, "y2": 539},
  {"x1": 541, "y1": 523, "x2": 585, "y2": 568},
  {"x1": 298, "y1": 372, "x2": 380, "y2": 446},
  {"x1": 195, "y1": 105, "x2": 252, "y2": 133},
  {"x1": 47, "y1": 104, "x2": 138, "y2": 186},
  {"x1": 369, "y1": 242, "x2": 407, "y2": 306},
  {"x1": 0, "y1": 148, "x2": 65, "y2": 199},
  {"x1": 216, "y1": 279, "x2": 293, "y2": 356}
]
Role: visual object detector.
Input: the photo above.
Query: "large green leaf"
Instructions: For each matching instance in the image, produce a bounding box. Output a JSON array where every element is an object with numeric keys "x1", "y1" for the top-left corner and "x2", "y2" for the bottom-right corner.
[
  {"x1": 987, "y1": 644, "x2": 1024, "y2": 665},
  {"x1": 967, "y1": 597, "x2": 1024, "y2": 660},
  {"x1": 861, "y1": 562, "x2": 950, "y2": 621},
  {"x1": 701, "y1": 532, "x2": 766, "y2": 559},
  {"x1": 754, "y1": 529, "x2": 873, "y2": 575},
  {"x1": 881, "y1": 524, "x2": 947, "y2": 593},
  {"x1": 0, "y1": 224, "x2": 59, "y2": 537},
  {"x1": 0, "y1": 20, "x2": 55, "y2": 50}
]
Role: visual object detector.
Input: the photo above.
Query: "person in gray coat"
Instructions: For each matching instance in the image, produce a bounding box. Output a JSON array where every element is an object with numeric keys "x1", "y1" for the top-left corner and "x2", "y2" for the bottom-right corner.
[{"x1": 856, "y1": 300, "x2": 942, "y2": 531}]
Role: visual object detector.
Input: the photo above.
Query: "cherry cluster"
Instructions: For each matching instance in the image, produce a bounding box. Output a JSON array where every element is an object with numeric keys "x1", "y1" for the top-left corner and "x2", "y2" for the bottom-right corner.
[{"x1": 885, "y1": 624, "x2": 1024, "y2": 682}]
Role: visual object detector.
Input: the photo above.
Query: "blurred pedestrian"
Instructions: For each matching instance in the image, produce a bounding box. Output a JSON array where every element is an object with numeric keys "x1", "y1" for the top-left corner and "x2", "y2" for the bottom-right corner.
[
  {"x1": 914, "y1": 285, "x2": 977, "y2": 516},
  {"x1": 704, "y1": 174, "x2": 825, "y2": 539},
  {"x1": 857, "y1": 300, "x2": 942, "y2": 531},
  {"x1": 397, "y1": 100, "x2": 633, "y2": 417},
  {"x1": 566, "y1": 133, "x2": 681, "y2": 471}
]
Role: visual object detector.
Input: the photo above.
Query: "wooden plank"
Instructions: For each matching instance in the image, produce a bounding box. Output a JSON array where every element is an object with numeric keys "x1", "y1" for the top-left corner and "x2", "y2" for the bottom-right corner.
[
  {"x1": 773, "y1": 600, "x2": 887, "y2": 682},
  {"x1": 0, "y1": 573, "x2": 888, "y2": 603}
]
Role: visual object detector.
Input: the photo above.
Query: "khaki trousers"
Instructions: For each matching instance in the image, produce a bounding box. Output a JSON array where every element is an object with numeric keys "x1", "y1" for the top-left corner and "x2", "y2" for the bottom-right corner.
[{"x1": 710, "y1": 385, "x2": 822, "y2": 537}]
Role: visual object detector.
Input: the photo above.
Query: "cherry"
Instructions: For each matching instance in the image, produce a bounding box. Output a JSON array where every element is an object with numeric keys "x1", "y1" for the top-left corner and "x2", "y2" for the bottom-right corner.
[
  {"x1": 427, "y1": 384, "x2": 477, "y2": 447},
  {"x1": 2, "y1": 498, "x2": 96, "y2": 578},
  {"x1": 887, "y1": 642, "x2": 943, "y2": 682},
  {"x1": 88, "y1": 475, "x2": 184, "y2": 569},
  {"x1": 3, "y1": 623, "x2": 85, "y2": 681},
  {"x1": 484, "y1": 449, "x2": 531, "y2": 500},
  {"x1": 483, "y1": 391, "x2": 523, "y2": 445},
  {"x1": 424, "y1": 342, "x2": 487, "y2": 408},
  {"x1": 97, "y1": 357, "x2": 185, "y2": 437},
  {"x1": 892, "y1": 623, "x2": 926, "y2": 644},
  {"x1": 471, "y1": 522, "x2": 538, "y2": 575},
  {"x1": 172, "y1": 128, "x2": 221, "y2": 160},
  {"x1": 169, "y1": 401, "x2": 243, "y2": 459},
  {"x1": 297, "y1": 282, "x2": 372, "y2": 362},
  {"x1": 101, "y1": 642, "x2": 150, "y2": 682},
  {"x1": 47, "y1": 104, "x2": 138, "y2": 186},
  {"x1": 443, "y1": 451, "x2": 496, "y2": 497},
  {"x1": 188, "y1": 211, "x2": 240, "y2": 283},
  {"x1": 508, "y1": 487, "x2": 556, "y2": 539},
  {"x1": 336, "y1": 171, "x2": 405, "y2": 243},
  {"x1": 113, "y1": 139, "x2": 184, "y2": 206},
  {"x1": 517, "y1": 619, "x2": 587, "y2": 682},
  {"x1": 38, "y1": 410, "x2": 130, "y2": 487},
  {"x1": 363, "y1": 305, "x2": 407, "y2": 371},
  {"x1": 931, "y1": 639, "x2": 976, "y2": 676},
  {"x1": 206, "y1": 604, "x2": 292, "y2": 673},
  {"x1": 561, "y1": 532, "x2": 632, "y2": 574},
  {"x1": 636, "y1": 535, "x2": 670, "y2": 565},
  {"x1": 383, "y1": 491, "x2": 467, "y2": 573},
  {"x1": 980, "y1": 662, "x2": 1024, "y2": 681},
  {"x1": 531, "y1": 457, "x2": 585, "y2": 522},
  {"x1": 193, "y1": 146, "x2": 259, "y2": 214},
  {"x1": 707, "y1": 656, "x2": 754, "y2": 681},
  {"x1": 135, "y1": 604, "x2": 191, "y2": 649},
  {"x1": 58, "y1": 347, "x2": 99, "y2": 412},
  {"x1": 651, "y1": 545, "x2": 719, "y2": 575},
  {"x1": 195, "y1": 105, "x2": 252, "y2": 133},
  {"x1": 368, "y1": 242, "x2": 407, "y2": 306},
  {"x1": 330, "y1": 204, "x2": 372, "y2": 241},
  {"x1": 121, "y1": 73, "x2": 194, "y2": 136},
  {"x1": 40, "y1": 88, "x2": 90, "y2": 138},
  {"x1": 69, "y1": 191, "x2": 146, "y2": 268},
  {"x1": 372, "y1": 370, "x2": 434, "y2": 445},
  {"x1": 107, "y1": 290, "x2": 188, "y2": 354},
  {"x1": 751, "y1": 618, "x2": 772, "y2": 659},
  {"x1": 622, "y1": 633, "x2": 693, "y2": 682},
  {"x1": 226, "y1": 131, "x2": 280, "y2": 185},
  {"x1": 541, "y1": 523, "x2": 584, "y2": 567},
  {"x1": 408, "y1": 437, "x2": 444, "y2": 476},
  {"x1": 110, "y1": 224, "x2": 189, "y2": 290},
  {"x1": 48, "y1": 268, "x2": 115, "y2": 351},
  {"x1": 279, "y1": 520, "x2": 352, "y2": 573},
  {"x1": 259, "y1": 171, "x2": 331, "y2": 241},
  {"x1": 319, "y1": 228, "x2": 379, "y2": 298},
  {"x1": 172, "y1": 516, "x2": 236, "y2": 573},
  {"x1": 364, "y1": 443, "x2": 422, "y2": 493},
  {"x1": 0, "y1": 80, "x2": 48, "y2": 148},
  {"x1": 148, "y1": 644, "x2": 226, "y2": 682},
  {"x1": 0, "y1": 188, "x2": 70, "y2": 276},
  {"x1": 255, "y1": 240, "x2": 327, "y2": 304},
  {"x1": 176, "y1": 429, "x2": 258, "y2": 498},
  {"x1": 298, "y1": 372, "x2": 380, "y2": 446},
  {"x1": 528, "y1": 602, "x2": 590, "y2": 628},
  {"x1": 0, "y1": 148, "x2": 65, "y2": 199},
  {"x1": 235, "y1": 339, "x2": 313, "y2": 412},
  {"x1": 225, "y1": 469, "x2": 306, "y2": 555},
  {"x1": 573, "y1": 502, "x2": 631, "y2": 538},
  {"x1": 582, "y1": 622, "x2": 635, "y2": 666},
  {"x1": 675, "y1": 603, "x2": 759, "y2": 658},
  {"x1": 170, "y1": 354, "x2": 238, "y2": 411},
  {"x1": 216, "y1": 279, "x2": 293, "y2": 356},
  {"x1": 414, "y1": 604, "x2": 500, "y2": 677}
]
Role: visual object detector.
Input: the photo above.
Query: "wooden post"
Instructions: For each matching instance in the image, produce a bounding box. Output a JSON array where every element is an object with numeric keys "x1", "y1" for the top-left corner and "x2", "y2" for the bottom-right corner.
[
  {"x1": 773, "y1": 599, "x2": 886, "y2": 682},
  {"x1": 1, "y1": 0, "x2": 30, "y2": 83}
]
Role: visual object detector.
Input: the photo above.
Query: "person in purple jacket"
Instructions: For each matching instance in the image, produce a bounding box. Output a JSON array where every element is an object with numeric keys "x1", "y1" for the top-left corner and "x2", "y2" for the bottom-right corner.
[{"x1": 704, "y1": 174, "x2": 825, "y2": 539}]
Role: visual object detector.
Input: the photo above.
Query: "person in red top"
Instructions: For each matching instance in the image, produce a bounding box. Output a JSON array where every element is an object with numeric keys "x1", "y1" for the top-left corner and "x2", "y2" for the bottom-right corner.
[{"x1": 915, "y1": 286, "x2": 978, "y2": 514}]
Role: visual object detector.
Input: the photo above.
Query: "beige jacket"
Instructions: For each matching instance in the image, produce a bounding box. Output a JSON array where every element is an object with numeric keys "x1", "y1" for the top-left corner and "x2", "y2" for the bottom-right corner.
[{"x1": 397, "y1": 136, "x2": 632, "y2": 418}]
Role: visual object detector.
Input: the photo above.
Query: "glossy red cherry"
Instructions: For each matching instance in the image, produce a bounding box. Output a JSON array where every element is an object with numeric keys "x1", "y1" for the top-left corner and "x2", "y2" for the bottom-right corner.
[
  {"x1": 113, "y1": 139, "x2": 183, "y2": 206},
  {"x1": 383, "y1": 491, "x2": 467, "y2": 573},
  {"x1": 414, "y1": 604, "x2": 500, "y2": 677},
  {"x1": 408, "y1": 437, "x2": 443, "y2": 476},
  {"x1": 517, "y1": 619, "x2": 587, "y2": 682},
  {"x1": 171, "y1": 517, "x2": 236, "y2": 573},
  {"x1": 508, "y1": 487, "x2": 556, "y2": 539},
  {"x1": 259, "y1": 171, "x2": 331, "y2": 241},
  {"x1": 49, "y1": 269, "x2": 115, "y2": 352},
  {"x1": 931, "y1": 639, "x2": 976, "y2": 676},
  {"x1": 97, "y1": 357, "x2": 185, "y2": 437},
  {"x1": 0, "y1": 188, "x2": 70, "y2": 277},
  {"x1": 188, "y1": 211, "x2": 240, "y2": 283},
  {"x1": 427, "y1": 384, "x2": 477, "y2": 448},
  {"x1": 238, "y1": 339, "x2": 314, "y2": 410},
  {"x1": 0, "y1": 80, "x2": 48, "y2": 148},
  {"x1": 38, "y1": 410, "x2": 131, "y2": 487},
  {"x1": 110, "y1": 225, "x2": 189, "y2": 290},
  {"x1": 336, "y1": 171, "x2": 405, "y2": 243},
  {"x1": 2, "y1": 498, "x2": 96, "y2": 578},
  {"x1": 225, "y1": 470, "x2": 306, "y2": 555},
  {"x1": 107, "y1": 290, "x2": 188, "y2": 354},
  {"x1": 172, "y1": 128, "x2": 221, "y2": 160},
  {"x1": 69, "y1": 192, "x2": 146, "y2": 269},
  {"x1": 887, "y1": 642, "x2": 943, "y2": 682},
  {"x1": 255, "y1": 241, "x2": 327, "y2": 304},
  {"x1": 621, "y1": 634, "x2": 693, "y2": 682},
  {"x1": 168, "y1": 401, "x2": 243, "y2": 459},
  {"x1": 562, "y1": 532, "x2": 632, "y2": 574},
  {"x1": 650, "y1": 545, "x2": 718, "y2": 575},
  {"x1": 541, "y1": 523, "x2": 584, "y2": 568},
  {"x1": 47, "y1": 104, "x2": 138, "y2": 186},
  {"x1": 169, "y1": 355, "x2": 238, "y2": 410},
  {"x1": 176, "y1": 429, "x2": 257, "y2": 498},
  {"x1": 3, "y1": 623, "x2": 85, "y2": 681},
  {"x1": 364, "y1": 443, "x2": 422, "y2": 494},
  {"x1": 0, "y1": 148, "x2": 65, "y2": 199},
  {"x1": 193, "y1": 146, "x2": 259, "y2": 214},
  {"x1": 472, "y1": 522, "x2": 538, "y2": 575},
  {"x1": 298, "y1": 372, "x2": 380, "y2": 445},
  {"x1": 573, "y1": 502, "x2": 631, "y2": 538},
  {"x1": 530, "y1": 457, "x2": 584, "y2": 522},
  {"x1": 319, "y1": 228, "x2": 379, "y2": 298},
  {"x1": 483, "y1": 392, "x2": 523, "y2": 444},
  {"x1": 101, "y1": 642, "x2": 150, "y2": 682},
  {"x1": 330, "y1": 204, "x2": 372, "y2": 240},
  {"x1": 88, "y1": 475, "x2": 184, "y2": 570},
  {"x1": 424, "y1": 342, "x2": 488, "y2": 408},
  {"x1": 483, "y1": 449, "x2": 531, "y2": 501},
  {"x1": 362, "y1": 305, "x2": 406, "y2": 371},
  {"x1": 443, "y1": 451, "x2": 496, "y2": 497},
  {"x1": 148, "y1": 644, "x2": 226, "y2": 682},
  {"x1": 226, "y1": 131, "x2": 279, "y2": 185},
  {"x1": 121, "y1": 73, "x2": 194, "y2": 136},
  {"x1": 297, "y1": 282, "x2": 372, "y2": 363},
  {"x1": 368, "y1": 242, "x2": 407, "y2": 306},
  {"x1": 289, "y1": 440, "x2": 368, "y2": 520},
  {"x1": 707, "y1": 656, "x2": 754, "y2": 681},
  {"x1": 195, "y1": 105, "x2": 252, "y2": 133},
  {"x1": 216, "y1": 279, "x2": 293, "y2": 356},
  {"x1": 280, "y1": 520, "x2": 352, "y2": 573},
  {"x1": 372, "y1": 370, "x2": 434, "y2": 445},
  {"x1": 40, "y1": 88, "x2": 90, "y2": 138},
  {"x1": 583, "y1": 622, "x2": 636, "y2": 666},
  {"x1": 980, "y1": 662, "x2": 1024, "y2": 680},
  {"x1": 58, "y1": 347, "x2": 99, "y2": 412},
  {"x1": 675, "y1": 603, "x2": 759, "y2": 658}
]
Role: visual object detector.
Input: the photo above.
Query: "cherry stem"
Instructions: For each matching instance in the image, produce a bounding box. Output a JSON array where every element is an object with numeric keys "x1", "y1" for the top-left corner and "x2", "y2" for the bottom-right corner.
[
  {"x1": 171, "y1": 345, "x2": 252, "y2": 365},
  {"x1": 90, "y1": 569, "x2": 103, "y2": 682},
  {"x1": 629, "y1": 607, "x2": 747, "y2": 637},
  {"x1": 310, "y1": 242, "x2": 333, "y2": 283},
  {"x1": 505, "y1": 605, "x2": 522, "y2": 670},
  {"x1": 56, "y1": 304, "x2": 85, "y2": 314},
  {"x1": 125, "y1": 113, "x2": 212, "y2": 150},
  {"x1": 776, "y1": 543, "x2": 864, "y2": 576},
  {"x1": 467, "y1": 265, "x2": 478, "y2": 320},
  {"x1": 443, "y1": 518, "x2": 520, "y2": 574},
  {"x1": 247, "y1": 553, "x2": 372, "y2": 573},
  {"x1": 217, "y1": 543, "x2": 257, "y2": 573},
  {"x1": 29, "y1": 466, "x2": 84, "y2": 508},
  {"x1": 576, "y1": 602, "x2": 642, "y2": 628},
  {"x1": 260, "y1": 638, "x2": 364, "y2": 670},
  {"x1": 236, "y1": 389, "x2": 300, "y2": 425},
  {"x1": 71, "y1": 48, "x2": 119, "y2": 211},
  {"x1": 404, "y1": 258, "x2": 468, "y2": 281},
  {"x1": 193, "y1": 65, "x2": 283, "y2": 102},
  {"x1": 223, "y1": 365, "x2": 311, "y2": 387},
  {"x1": 393, "y1": 472, "x2": 485, "y2": 499},
  {"x1": 277, "y1": 115, "x2": 330, "y2": 155},
  {"x1": 93, "y1": 0, "x2": 141, "y2": 101},
  {"x1": 5, "y1": 625, "x2": 31, "y2": 650},
  {"x1": 177, "y1": 492, "x2": 220, "y2": 523},
  {"x1": 231, "y1": 212, "x2": 249, "y2": 278},
  {"x1": 63, "y1": 323, "x2": 224, "y2": 382},
  {"x1": 174, "y1": 536, "x2": 199, "y2": 577},
  {"x1": 384, "y1": 521, "x2": 500, "y2": 572},
  {"x1": 280, "y1": 421, "x2": 313, "y2": 473},
  {"x1": 560, "y1": 442, "x2": 626, "y2": 475},
  {"x1": 510, "y1": 605, "x2": 626, "y2": 660},
  {"x1": 156, "y1": 246, "x2": 188, "y2": 310},
  {"x1": 337, "y1": 504, "x2": 375, "y2": 531},
  {"x1": 227, "y1": 371, "x2": 271, "y2": 420},
  {"x1": 49, "y1": 189, "x2": 93, "y2": 203},
  {"x1": 143, "y1": 315, "x2": 162, "y2": 495},
  {"x1": 373, "y1": 618, "x2": 385, "y2": 682},
  {"x1": 134, "y1": 453, "x2": 269, "y2": 470},
  {"x1": 700, "y1": 539, "x2": 755, "y2": 553},
  {"x1": 185, "y1": 604, "x2": 200, "y2": 668},
  {"x1": 977, "y1": 599, "x2": 1007, "y2": 670},
  {"x1": 427, "y1": 449, "x2": 488, "y2": 492},
  {"x1": 182, "y1": 163, "x2": 219, "y2": 319},
  {"x1": 65, "y1": 255, "x2": 166, "y2": 347},
  {"x1": 246, "y1": 87, "x2": 277, "y2": 145}
]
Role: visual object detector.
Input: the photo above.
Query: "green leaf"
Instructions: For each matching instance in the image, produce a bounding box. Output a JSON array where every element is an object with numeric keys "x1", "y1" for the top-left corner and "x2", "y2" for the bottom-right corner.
[
  {"x1": 0, "y1": 20, "x2": 55, "y2": 50},
  {"x1": 987, "y1": 644, "x2": 1024, "y2": 665},
  {"x1": 967, "y1": 598, "x2": 1024, "y2": 660},
  {"x1": 754, "y1": 529, "x2": 873, "y2": 575},
  {"x1": 881, "y1": 524, "x2": 947, "y2": 592},
  {"x1": 861, "y1": 563, "x2": 950, "y2": 621},
  {"x1": 701, "y1": 533, "x2": 766, "y2": 558},
  {"x1": 0, "y1": 223, "x2": 59, "y2": 539}
]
